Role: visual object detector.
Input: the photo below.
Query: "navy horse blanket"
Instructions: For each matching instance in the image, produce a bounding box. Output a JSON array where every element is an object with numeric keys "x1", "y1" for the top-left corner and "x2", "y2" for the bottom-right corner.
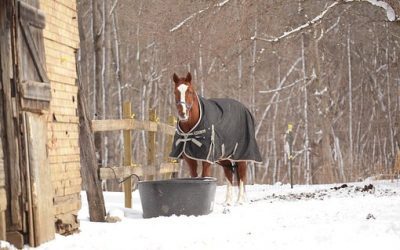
[{"x1": 170, "y1": 96, "x2": 262, "y2": 164}]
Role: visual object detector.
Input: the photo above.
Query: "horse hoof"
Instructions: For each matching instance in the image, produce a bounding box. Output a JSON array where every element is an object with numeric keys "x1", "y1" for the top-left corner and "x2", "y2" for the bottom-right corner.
[
  {"x1": 223, "y1": 200, "x2": 233, "y2": 206},
  {"x1": 236, "y1": 197, "x2": 248, "y2": 205}
]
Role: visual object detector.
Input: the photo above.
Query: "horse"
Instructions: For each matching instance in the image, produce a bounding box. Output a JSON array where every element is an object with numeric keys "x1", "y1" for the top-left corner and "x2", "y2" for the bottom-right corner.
[{"x1": 169, "y1": 72, "x2": 262, "y2": 205}]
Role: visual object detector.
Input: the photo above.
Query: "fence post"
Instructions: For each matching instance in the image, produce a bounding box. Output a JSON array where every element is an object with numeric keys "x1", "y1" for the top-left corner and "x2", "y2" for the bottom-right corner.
[
  {"x1": 147, "y1": 109, "x2": 157, "y2": 180},
  {"x1": 123, "y1": 101, "x2": 133, "y2": 208},
  {"x1": 163, "y1": 115, "x2": 176, "y2": 179}
]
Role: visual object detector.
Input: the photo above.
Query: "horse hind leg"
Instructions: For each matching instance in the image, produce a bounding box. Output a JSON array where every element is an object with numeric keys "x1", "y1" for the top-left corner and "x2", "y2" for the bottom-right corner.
[
  {"x1": 184, "y1": 155, "x2": 198, "y2": 177},
  {"x1": 236, "y1": 161, "x2": 247, "y2": 204},
  {"x1": 201, "y1": 161, "x2": 212, "y2": 177},
  {"x1": 220, "y1": 160, "x2": 235, "y2": 206}
]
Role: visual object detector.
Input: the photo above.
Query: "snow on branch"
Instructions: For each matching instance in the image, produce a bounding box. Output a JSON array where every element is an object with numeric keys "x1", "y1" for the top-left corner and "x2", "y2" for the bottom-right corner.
[
  {"x1": 259, "y1": 74, "x2": 316, "y2": 94},
  {"x1": 354, "y1": 0, "x2": 397, "y2": 21},
  {"x1": 252, "y1": 0, "x2": 398, "y2": 43},
  {"x1": 169, "y1": 8, "x2": 207, "y2": 32},
  {"x1": 255, "y1": 57, "x2": 302, "y2": 136},
  {"x1": 252, "y1": 2, "x2": 340, "y2": 43},
  {"x1": 169, "y1": 0, "x2": 233, "y2": 32}
]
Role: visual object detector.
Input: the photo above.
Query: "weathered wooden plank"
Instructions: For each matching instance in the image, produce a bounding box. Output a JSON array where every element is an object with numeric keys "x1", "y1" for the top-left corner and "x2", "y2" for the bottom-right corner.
[
  {"x1": 163, "y1": 115, "x2": 177, "y2": 179},
  {"x1": 122, "y1": 102, "x2": 133, "y2": 208},
  {"x1": 19, "y1": 14, "x2": 49, "y2": 83},
  {"x1": 25, "y1": 112, "x2": 55, "y2": 246},
  {"x1": 77, "y1": 73, "x2": 105, "y2": 222},
  {"x1": 92, "y1": 119, "x2": 158, "y2": 132},
  {"x1": 157, "y1": 122, "x2": 176, "y2": 136},
  {"x1": 159, "y1": 163, "x2": 180, "y2": 174},
  {"x1": 146, "y1": 109, "x2": 157, "y2": 180},
  {"x1": 20, "y1": 98, "x2": 50, "y2": 112},
  {"x1": 20, "y1": 80, "x2": 51, "y2": 102},
  {"x1": 6, "y1": 231, "x2": 24, "y2": 249},
  {"x1": 99, "y1": 163, "x2": 180, "y2": 180},
  {"x1": 19, "y1": 1, "x2": 46, "y2": 29},
  {"x1": 0, "y1": 2, "x2": 22, "y2": 230}
]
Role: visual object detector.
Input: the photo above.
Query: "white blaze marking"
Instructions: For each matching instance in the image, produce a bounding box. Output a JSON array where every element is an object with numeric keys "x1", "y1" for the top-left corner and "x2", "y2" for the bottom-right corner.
[{"x1": 177, "y1": 84, "x2": 189, "y2": 119}]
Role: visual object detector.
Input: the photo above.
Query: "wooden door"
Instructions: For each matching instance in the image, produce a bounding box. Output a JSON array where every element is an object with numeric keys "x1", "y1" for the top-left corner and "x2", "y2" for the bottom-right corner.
[
  {"x1": 16, "y1": 0, "x2": 54, "y2": 247},
  {"x1": 1, "y1": 0, "x2": 54, "y2": 247},
  {"x1": 0, "y1": 0, "x2": 24, "y2": 248}
]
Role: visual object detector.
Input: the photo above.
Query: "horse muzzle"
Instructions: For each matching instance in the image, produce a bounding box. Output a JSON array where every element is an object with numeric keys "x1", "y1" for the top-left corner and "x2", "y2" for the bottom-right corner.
[{"x1": 178, "y1": 113, "x2": 189, "y2": 122}]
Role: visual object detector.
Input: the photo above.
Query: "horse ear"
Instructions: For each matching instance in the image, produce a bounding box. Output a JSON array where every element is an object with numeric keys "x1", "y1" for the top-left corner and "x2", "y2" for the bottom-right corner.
[
  {"x1": 173, "y1": 73, "x2": 179, "y2": 84},
  {"x1": 186, "y1": 72, "x2": 192, "y2": 83}
]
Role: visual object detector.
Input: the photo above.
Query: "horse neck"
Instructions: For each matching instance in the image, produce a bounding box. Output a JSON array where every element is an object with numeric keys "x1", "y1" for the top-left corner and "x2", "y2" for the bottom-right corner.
[{"x1": 179, "y1": 93, "x2": 200, "y2": 133}]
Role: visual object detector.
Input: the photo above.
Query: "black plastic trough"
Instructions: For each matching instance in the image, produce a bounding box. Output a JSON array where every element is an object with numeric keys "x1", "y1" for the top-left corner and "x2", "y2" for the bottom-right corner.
[{"x1": 138, "y1": 177, "x2": 217, "y2": 218}]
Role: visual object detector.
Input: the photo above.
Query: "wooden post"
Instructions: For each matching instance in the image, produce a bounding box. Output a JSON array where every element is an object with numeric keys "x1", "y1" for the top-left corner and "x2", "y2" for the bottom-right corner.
[
  {"x1": 163, "y1": 115, "x2": 176, "y2": 179},
  {"x1": 147, "y1": 109, "x2": 157, "y2": 180},
  {"x1": 123, "y1": 102, "x2": 133, "y2": 208},
  {"x1": 77, "y1": 74, "x2": 106, "y2": 222}
]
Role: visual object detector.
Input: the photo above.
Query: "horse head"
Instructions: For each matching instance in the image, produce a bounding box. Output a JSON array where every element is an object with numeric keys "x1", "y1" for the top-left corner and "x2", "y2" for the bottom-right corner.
[{"x1": 172, "y1": 72, "x2": 197, "y2": 123}]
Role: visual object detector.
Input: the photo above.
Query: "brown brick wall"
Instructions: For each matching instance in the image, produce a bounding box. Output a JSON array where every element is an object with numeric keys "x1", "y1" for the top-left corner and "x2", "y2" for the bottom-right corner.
[{"x1": 40, "y1": 0, "x2": 81, "y2": 235}]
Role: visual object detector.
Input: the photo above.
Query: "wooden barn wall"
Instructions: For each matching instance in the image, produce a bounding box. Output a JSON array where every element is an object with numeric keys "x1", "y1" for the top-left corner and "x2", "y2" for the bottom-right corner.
[
  {"x1": 40, "y1": 0, "x2": 81, "y2": 234},
  {"x1": 0, "y1": 137, "x2": 5, "y2": 240}
]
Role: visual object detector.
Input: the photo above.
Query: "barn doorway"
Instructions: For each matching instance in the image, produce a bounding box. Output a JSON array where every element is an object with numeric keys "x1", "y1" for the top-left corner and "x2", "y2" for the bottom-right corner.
[{"x1": 0, "y1": 0, "x2": 54, "y2": 247}]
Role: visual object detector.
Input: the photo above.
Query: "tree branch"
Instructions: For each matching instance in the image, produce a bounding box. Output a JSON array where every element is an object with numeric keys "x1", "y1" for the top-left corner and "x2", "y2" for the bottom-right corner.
[{"x1": 252, "y1": 0, "x2": 398, "y2": 44}]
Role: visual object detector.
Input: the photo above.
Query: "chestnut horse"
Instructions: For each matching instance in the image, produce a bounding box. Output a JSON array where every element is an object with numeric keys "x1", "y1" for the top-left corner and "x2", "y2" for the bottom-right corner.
[{"x1": 170, "y1": 72, "x2": 262, "y2": 204}]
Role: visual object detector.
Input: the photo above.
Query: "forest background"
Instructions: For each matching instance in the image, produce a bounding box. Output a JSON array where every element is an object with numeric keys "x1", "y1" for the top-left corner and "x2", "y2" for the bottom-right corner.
[{"x1": 76, "y1": 0, "x2": 400, "y2": 188}]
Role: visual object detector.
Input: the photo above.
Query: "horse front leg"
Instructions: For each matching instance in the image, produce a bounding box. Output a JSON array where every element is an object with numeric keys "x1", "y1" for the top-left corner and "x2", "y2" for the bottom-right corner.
[
  {"x1": 183, "y1": 155, "x2": 198, "y2": 177},
  {"x1": 236, "y1": 162, "x2": 247, "y2": 204},
  {"x1": 201, "y1": 161, "x2": 211, "y2": 177},
  {"x1": 221, "y1": 162, "x2": 234, "y2": 206}
]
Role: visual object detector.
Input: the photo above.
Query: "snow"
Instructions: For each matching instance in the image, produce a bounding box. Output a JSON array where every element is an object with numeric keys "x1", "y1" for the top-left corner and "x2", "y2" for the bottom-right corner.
[
  {"x1": 170, "y1": 0, "x2": 232, "y2": 32},
  {"x1": 13, "y1": 180, "x2": 400, "y2": 249},
  {"x1": 364, "y1": 0, "x2": 396, "y2": 21}
]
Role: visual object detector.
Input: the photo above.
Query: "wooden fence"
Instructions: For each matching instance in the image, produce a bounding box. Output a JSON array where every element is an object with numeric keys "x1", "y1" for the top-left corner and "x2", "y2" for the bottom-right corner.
[{"x1": 92, "y1": 101, "x2": 179, "y2": 208}]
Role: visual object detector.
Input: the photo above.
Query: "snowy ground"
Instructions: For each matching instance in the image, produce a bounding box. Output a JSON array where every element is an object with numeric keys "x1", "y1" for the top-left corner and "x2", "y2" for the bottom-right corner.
[{"x1": 6, "y1": 179, "x2": 400, "y2": 250}]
